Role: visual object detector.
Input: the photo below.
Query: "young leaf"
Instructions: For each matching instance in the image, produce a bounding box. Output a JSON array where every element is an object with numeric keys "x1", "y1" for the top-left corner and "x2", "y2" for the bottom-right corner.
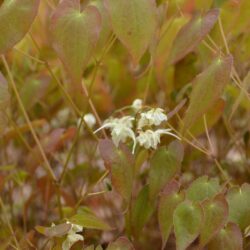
[
  {"x1": 69, "y1": 207, "x2": 111, "y2": 231},
  {"x1": 173, "y1": 201, "x2": 204, "y2": 250},
  {"x1": 227, "y1": 183, "x2": 250, "y2": 230},
  {"x1": 158, "y1": 180, "x2": 185, "y2": 250},
  {"x1": 99, "y1": 139, "x2": 134, "y2": 204},
  {"x1": 148, "y1": 147, "x2": 180, "y2": 200},
  {"x1": 50, "y1": 0, "x2": 101, "y2": 86},
  {"x1": 105, "y1": 0, "x2": 157, "y2": 63},
  {"x1": 182, "y1": 55, "x2": 233, "y2": 131},
  {"x1": 131, "y1": 185, "x2": 155, "y2": 237},
  {"x1": 0, "y1": 0, "x2": 40, "y2": 54},
  {"x1": 107, "y1": 237, "x2": 135, "y2": 250},
  {"x1": 200, "y1": 194, "x2": 229, "y2": 248},
  {"x1": 168, "y1": 9, "x2": 219, "y2": 64},
  {"x1": 186, "y1": 176, "x2": 221, "y2": 202},
  {"x1": 35, "y1": 223, "x2": 71, "y2": 238},
  {"x1": 207, "y1": 223, "x2": 243, "y2": 250},
  {"x1": 0, "y1": 72, "x2": 10, "y2": 135}
]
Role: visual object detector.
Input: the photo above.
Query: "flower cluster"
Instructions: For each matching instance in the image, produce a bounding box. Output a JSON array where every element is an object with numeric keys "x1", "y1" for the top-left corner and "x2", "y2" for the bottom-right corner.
[{"x1": 95, "y1": 99, "x2": 180, "y2": 153}]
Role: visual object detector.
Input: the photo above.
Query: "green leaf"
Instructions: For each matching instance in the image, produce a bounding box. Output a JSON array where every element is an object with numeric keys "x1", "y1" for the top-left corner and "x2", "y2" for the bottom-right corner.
[
  {"x1": 168, "y1": 9, "x2": 219, "y2": 64},
  {"x1": 227, "y1": 183, "x2": 250, "y2": 230},
  {"x1": 99, "y1": 139, "x2": 134, "y2": 204},
  {"x1": 182, "y1": 55, "x2": 233, "y2": 131},
  {"x1": 69, "y1": 207, "x2": 111, "y2": 231},
  {"x1": 186, "y1": 176, "x2": 221, "y2": 202},
  {"x1": 50, "y1": 0, "x2": 101, "y2": 88},
  {"x1": 207, "y1": 223, "x2": 243, "y2": 250},
  {"x1": 173, "y1": 201, "x2": 204, "y2": 250},
  {"x1": 105, "y1": 0, "x2": 157, "y2": 63},
  {"x1": 0, "y1": 72, "x2": 10, "y2": 135},
  {"x1": 131, "y1": 185, "x2": 154, "y2": 237},
  {"x1": 0, "y1": 0, "x2": 40, "y2": 54},
  {"x1": 158, "y1": 180, "x2": 185, "y2": 250},
  {"x1": 149, "y1": 147, "x2": 180, "y2": 200},
  {"x1": 107, "y1": 237, "x2": 135, "y2": 250},
  {"x1": 200, "y1": 194, "x2": 229, "y2": 248},
  {"x1": 35, "y1": 223, "x2": 71, "y2": 238}
]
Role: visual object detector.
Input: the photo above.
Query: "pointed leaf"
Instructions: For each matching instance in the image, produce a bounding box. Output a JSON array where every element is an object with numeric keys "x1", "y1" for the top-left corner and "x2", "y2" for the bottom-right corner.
[
  {"x1": 69, "y1": 207, "x2": 111, "y2": 231},
  {"x1": 105, "y1": 0, "x2": 157, "y2": 63},
  {"x1": 0, "y1": 0, "x2": 40, "y2": 54},
  {"x1": 107, "y1": 237, "x2": 135, "y2": 250},
  {"x1": 227, "y1": 183, "x2": 250, "y2": 230},
  {"x1": 35, "y1": 223, "x2": 71, "y2": 238},
  {"x1": 208, "y1": 223, "x2": 243, "y2": 250},
  {"x1": 158, "y1": 180, "x2": 185, "y2": 250},
  {"x1": 186, "y1": 176, "x2": 221, "y2": 202},
  {"x1": 200, "y1": 194, "x2": 229, "y2": 248},
  {"x1": 173, "y1": 201, "x2": 204, "y2": 250},
  {"x1": 50, "y1": 0, "x2": 101, "y2": 85},
  {"x1": 168, "y1": 9, "x2": 219, "y2": 64},
  {"x1": 182, "y1": 55, "x2": 233, "y2": 131},
  {"x1": 149, "y1": 147, "x2": 180, "y2": 200},
  {"x1": 99, "y1": 139, "x2": 134, "y2": 204},
  {"x1": 131, "y1": 185, "x2": 154, "y2": 237}
]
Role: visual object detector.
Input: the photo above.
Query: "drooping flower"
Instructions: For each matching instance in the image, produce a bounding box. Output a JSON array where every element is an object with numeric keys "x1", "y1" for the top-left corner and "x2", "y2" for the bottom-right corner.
[
  {"x1": 83, "y1": 113, "x2": 96, "y2": 128},
  {"x1": 137, "y1": 129, "x2": 180, "y2": 149},
  {"x1": 62, "y1": 222, "x2": 84, "y2": 250},
  {"x1": 132, "y1": 98, "x2": 143, "y2": 110},
  {"x1": 137, "y1": 108, "x2": 168, "y2": 129},
  {"x1": 95, "y1": 116, "x2": 136, "y2": 153}
]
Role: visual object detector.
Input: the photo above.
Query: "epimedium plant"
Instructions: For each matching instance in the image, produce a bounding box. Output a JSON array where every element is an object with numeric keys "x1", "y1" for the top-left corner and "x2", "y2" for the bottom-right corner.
[{"x1": 0, "y1": 0, "x2": 250, "y2": 249}]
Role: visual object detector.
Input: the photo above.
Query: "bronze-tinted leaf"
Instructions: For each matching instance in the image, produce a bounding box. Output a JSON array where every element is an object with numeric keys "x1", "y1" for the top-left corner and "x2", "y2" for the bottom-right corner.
[
  {"x1": 0, "y1": 0, "x2": 40, "y2": 54},
  {"x1": 182, "y1": 55, "x2": 233, "y2": 131},
  {"x1": 168, "y1": 9, "x2": 219, "y2": 64},
  {"x1": 50, "y1": 0, "x2": 101, "y2": 90},
  {"x1": 35, "y1": 223, "x2": 71, "y2": 238},
  {"x1": 107, "y1": 237, "x2": 135, "y2": 250}
]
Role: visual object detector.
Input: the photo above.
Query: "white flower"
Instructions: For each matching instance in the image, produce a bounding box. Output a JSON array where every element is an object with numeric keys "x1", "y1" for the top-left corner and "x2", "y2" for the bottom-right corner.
[
  {"x1": 132, "y1": 99, "x2": 143, "y2": 110},
  {"x1": 62, "y1": 222, "x2": 84, "y2": 250},
  {"x1": 138, "y1": 108, "x2": 168, "y2": 129},
  {"x1": 83, "y1": 113, "x2": 96, "y2": 128},
  {"x1": 95, "y1": 116, "x2": 136, "y2": 153},
  {"x1": 137, "y1": 129, "x2": 180, "y2": 149}
]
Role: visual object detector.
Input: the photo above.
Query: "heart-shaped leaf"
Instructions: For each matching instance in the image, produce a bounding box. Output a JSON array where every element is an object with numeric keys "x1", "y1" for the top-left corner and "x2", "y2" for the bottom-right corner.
[
  {"x1": 149, "y1": 147, "x2": 180, "y2": 200},
  {"x1": 99, "y1": 139, "x2": 134, "y2": 204},
  {"x1": 168, "y1": 9, "x2": 220, "y2": 64},
  {"x1": 227, "y1": 183, "x2": 250, "y2": 230},
  {"x1": 207, "y1": 223, "x2": 243, "y2": 250},
  {"x1": 173, "y1": 201, "x2": 204, "y2": 250},
  {"x1": 35, "y1": 223, "x2": 71, "y2": 238},
  {"x1": 131, "y1": 185, "x2": 155, "y2": 237},
  {"x1": 69, "y1": 207, "x2": 111, "y2": 231},
  {"x1": 107, "y1": 237, "x2": 135, "y2": 250},
  {"x1": 182, "y1": 55, "x2": 233, "y2": 131},
  {"x1": 105, "y1": 0, "x2": 157, "y2": 63},
  {"x1": 0, "y1": 0, "x2": 40, "y2": 54},
  {"x1": 200, "y1": 194, "x2": 229, "y2": 248},
  {"x1": 158, "y1": 180, "x2": 185, "y2": 250},
  {"x1": 50, "y1": 0, "x2": 101, "y2": 85},
  {"x1": 0, "y1": 72, "x2": 10, "y2": 135},
  {"x1": 186, "y1": 176, "x2": 221, "y2": 202}
]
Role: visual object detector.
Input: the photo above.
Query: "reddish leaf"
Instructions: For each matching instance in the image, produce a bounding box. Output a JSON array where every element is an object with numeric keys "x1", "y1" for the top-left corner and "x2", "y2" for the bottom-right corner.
[
  {"x1": 107, "y1": 237, "x2": 135, "y2": 250},
  {"x1": 168, "y1": 9, "x2": 219, "y2": 64}
]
